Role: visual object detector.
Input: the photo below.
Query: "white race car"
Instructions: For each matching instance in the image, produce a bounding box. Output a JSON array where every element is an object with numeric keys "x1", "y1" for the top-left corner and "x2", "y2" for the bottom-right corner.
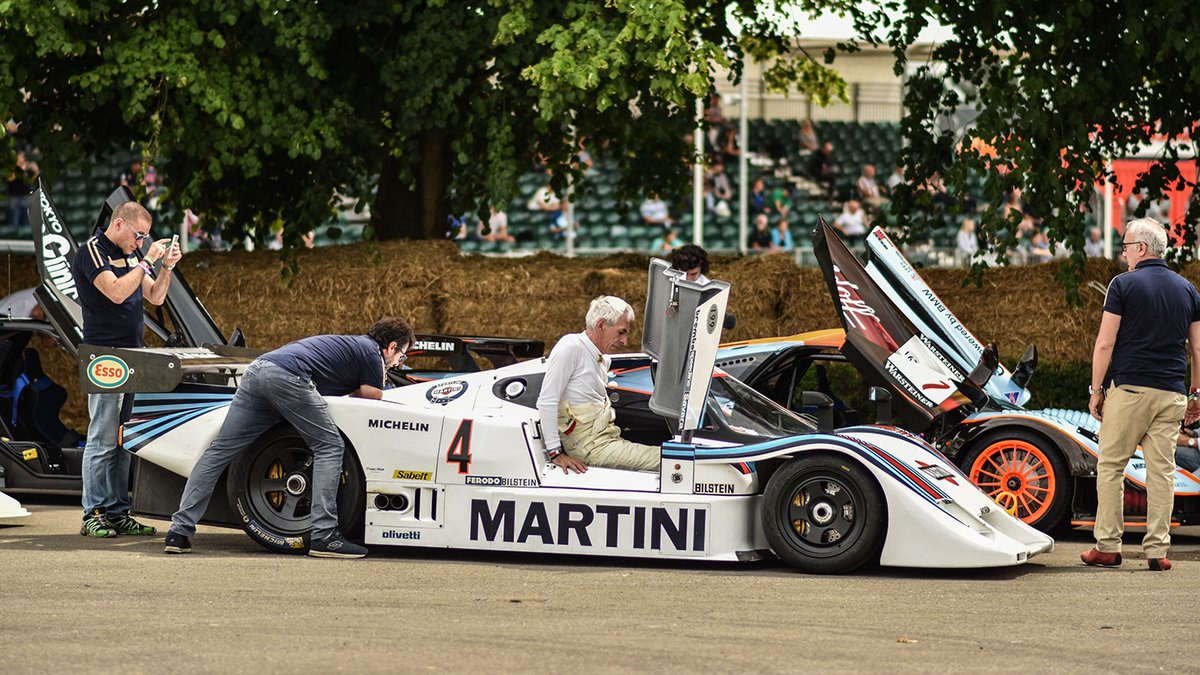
[{"x1": 78, "y1": 259, "x2": 1051, "y2": 574}]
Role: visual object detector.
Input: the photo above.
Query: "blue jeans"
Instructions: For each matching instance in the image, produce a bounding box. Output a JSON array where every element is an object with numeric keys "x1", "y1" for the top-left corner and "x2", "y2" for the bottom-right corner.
[
  {"x1": 169, "y1": 360, "x2": 346, "y2": 540},
  {"x1": 8, "y1": 196, "x2": 29, "y2": 229},
  {"x1": 82, "y1": 393, "x2": 132, "y2": 515}
]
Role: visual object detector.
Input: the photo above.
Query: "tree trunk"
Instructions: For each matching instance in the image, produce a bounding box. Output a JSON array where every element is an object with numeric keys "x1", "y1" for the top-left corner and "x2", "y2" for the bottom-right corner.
[{"x1": 371, "y1": 130, "x2": 452, "y2": 240}]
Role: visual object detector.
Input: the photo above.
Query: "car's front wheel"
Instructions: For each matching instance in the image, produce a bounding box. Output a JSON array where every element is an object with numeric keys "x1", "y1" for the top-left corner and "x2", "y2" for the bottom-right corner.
[
  {"x1": 227, "y1": 427, "x2": 365, "y2": 553},
  {"x1": 761, "y1": 453, "x2": 886, "y2": 574}
]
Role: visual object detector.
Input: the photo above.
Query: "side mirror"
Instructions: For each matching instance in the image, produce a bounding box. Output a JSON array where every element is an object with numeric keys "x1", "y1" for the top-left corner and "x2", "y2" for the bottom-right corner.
[
  {"x1": 868, "y1": 386, "x2": 892, "y2": 425},
  {"x1": 801, "y1": 391, "x2": 835, "y2": 432},
  {"x1": 1011, "y1": 344, "x2": 1038, "y2": 389}
]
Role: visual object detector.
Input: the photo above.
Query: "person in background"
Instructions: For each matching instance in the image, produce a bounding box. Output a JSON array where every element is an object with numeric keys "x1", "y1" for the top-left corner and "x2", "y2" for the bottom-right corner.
[
  {"x1": 650, "y1": 228, "x2": 678, "y2": 254},
  {"x1": 1084, "y1": 227, "x2": 1105, "y2": 258},
  {"x1": 833, "y1": 199, "x2": 867, "y2": 243},
  {"x1": 6, "y1": 149, "x2": 38, "y2": 229},
  {"x1": 747, "y1": 213, "x2": 773, "y2": 251},
  {"x1": 855, "y1": 164, "x2": 887, "y2": 211},
  {"x1": 771, "y1": 218, "x2": 794, "y2": 252},
  {"x1": 955, "y1": 218, "x2": 979, "y2": 265},
  {"x1": 670, "y1": 244, "x2": 710, "y2": 284},
  {"x1": 1082, "y1": 217, "x2": 1200, "y2": 572}
]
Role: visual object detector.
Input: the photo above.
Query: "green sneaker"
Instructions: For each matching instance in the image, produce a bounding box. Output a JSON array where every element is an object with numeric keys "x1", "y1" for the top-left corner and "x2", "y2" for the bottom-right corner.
[
  {"x1": 80, "y1": 510, "x2": 117, "y2": 538},
  {"x1": 107, "y1": 513, "x2": 158, "y2": 536}
]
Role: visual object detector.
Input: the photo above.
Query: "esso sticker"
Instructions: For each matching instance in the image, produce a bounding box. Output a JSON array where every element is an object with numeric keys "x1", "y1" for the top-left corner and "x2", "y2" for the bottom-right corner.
[
  {"x1": 87, "y1": 355, "x2": 130, "y2": 389},
  {"x1": 426, "y1": 380, "x2": 468, "y2": 404}
]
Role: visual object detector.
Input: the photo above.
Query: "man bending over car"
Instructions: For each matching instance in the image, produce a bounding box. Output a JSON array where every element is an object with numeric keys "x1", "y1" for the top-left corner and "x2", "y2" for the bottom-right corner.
[
  {"x1": 538, "y1": 296, "x2": 659, "y2": 474},
  {"x1": 164, "y1": 317, "x2": 414, "y2": 559}
]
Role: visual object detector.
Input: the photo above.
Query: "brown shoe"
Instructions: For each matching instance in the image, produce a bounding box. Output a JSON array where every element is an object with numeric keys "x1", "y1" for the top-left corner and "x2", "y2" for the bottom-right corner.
[
  {"x1": 1148, "y1": 557, "x2": 1172, "y2": 571},
  {"x1": 1080, "y1": 548, "x2": 1122, "y2": 567}
]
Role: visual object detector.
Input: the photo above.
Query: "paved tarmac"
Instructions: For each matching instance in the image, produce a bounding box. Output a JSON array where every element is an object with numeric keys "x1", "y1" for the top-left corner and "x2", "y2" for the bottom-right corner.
[{"x1": 2, "y1": 496, "x2": 1199, "y2": 674}]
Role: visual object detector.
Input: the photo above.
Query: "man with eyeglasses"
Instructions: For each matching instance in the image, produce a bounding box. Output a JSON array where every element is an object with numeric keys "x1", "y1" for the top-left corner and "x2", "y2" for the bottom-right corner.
[
  {"x1": 1082, "y1": 217, "x2": 1200, "y2": 571},
  {"x1": 71, "y1": 200, "x2": 182, "y2": 538},
  {"x1": 164, "y1": 317, "x2": 413, "y2": 559}
]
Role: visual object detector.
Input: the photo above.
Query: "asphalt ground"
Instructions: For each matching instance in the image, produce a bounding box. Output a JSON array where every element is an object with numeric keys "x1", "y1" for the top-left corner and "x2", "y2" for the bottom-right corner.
[{"x1": 2, "y1": 496, "x2": 1199, "y2": 674}]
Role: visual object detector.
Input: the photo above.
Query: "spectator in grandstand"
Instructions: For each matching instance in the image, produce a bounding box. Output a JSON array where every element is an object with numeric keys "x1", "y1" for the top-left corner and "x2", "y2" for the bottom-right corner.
[
  {"x1": 885, "y1": 164, "x2": 904, "y2": 195},
  {"x1": 185, "y1": 209, "x2": 225, "y2": 251},
  {"x1": 446, "y1": 214, "x2": 469, "y2": 241},
  {"x1": 771, "y1": 218, "x2": 795, "y2": 252},
  {"x1": 808, "y1": 141, "x2": 839, "y2": 199},
  {"x1": 955, "y1": 219, "x2": 979, "y2": 264},
  {"x1": 1084, "y1": 226, "x2": 1105, "y2": 258},
  {"x1": 6, "y1": 149, "x2": 38, "y2": 229},
  {"x1": 717, "y1": 122, "x2": 740, "y2": 167},
  {"x1": 482, "y1": 207, "x2": 516, "y2": 244},
  {"x1": 528, "y1": 181, "x2": 561, "y2": 219},
  {"x1": 705, "y1": 163, "x2": 733, "y2": 219},
  {"x1": 799, "y1": 119, "x2": 820, "y2": 153},
  {"x1": 833, "y1": 200, "x2": 867, "y2": 243},
  {"x1": 669, "y1": 243, "x2": 711, "y2": 284},
  {"x1": 1029, "y1": 228, "x2": 1053, "y2": 264},
  {"x1": 640, "y1": 194, "x2": 674, "y2": 229},
  {"x1": 704, "y1": 94, "x2": 724, "y2": 154},
  {"x1": 650, "y1": 228, "x2": 678, "y2": 254},
  {"x1": 747, "y1": 213, "x2": 773, "y2": 251},
  {"x1": 771, "y1": 183, "x2": 793, "y2": 222},
  {"x1": 855, "y1": 164, "x2": 887, "y2": 211},
  {"x1": 748, "y1": 178, "x2": 769, "y2": 216}
]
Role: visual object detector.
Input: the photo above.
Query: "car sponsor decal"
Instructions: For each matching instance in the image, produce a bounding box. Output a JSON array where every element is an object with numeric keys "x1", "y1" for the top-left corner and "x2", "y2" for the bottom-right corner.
[
  {"x1": 367, "y1": 419, "x2": 431, "y2": 432},
  {"x1": 427, "y1": 380, "x2": 468, "y2": 404},
  {"x1": 469, "y1": 499, "x2": 708, "y2": 553},
  {"x1": 464, "y1": 475, "x2": 538, "y2": 487},
  {"x1": 393, "y1": 470, "x2": 433, "y2": 481},
  {"x1": 123, "y1": 388, "x2": 237, "y2": 453},
  {"x1": 694, "y1": 483, "x2": 735, "y2": 494},
  {"x1": 381, "y1": 530, "x2": 422, "y2": 540},
  {"x1": 38, "y1": 190, "x2": 80, "y2": 300},
  {"x1": 411, "y1": 339, "x2": 456, "y2": 352},
  {"x1": 86, "y1": 355, "x2": 130, "y2": 389}
]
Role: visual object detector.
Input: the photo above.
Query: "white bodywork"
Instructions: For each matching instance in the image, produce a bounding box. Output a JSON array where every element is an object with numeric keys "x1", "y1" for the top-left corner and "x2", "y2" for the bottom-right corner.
[
  {"x1": 0, "y1": 490, "x2": 32, "y2": 520},
  {"x1": 132, "y1": 356, "x2": 1053, "y2": 569}
]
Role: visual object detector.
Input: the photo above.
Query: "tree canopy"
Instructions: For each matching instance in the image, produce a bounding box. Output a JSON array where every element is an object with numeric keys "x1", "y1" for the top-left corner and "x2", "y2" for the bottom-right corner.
[
  {"x1": 856, "y1": 0, "x2": 1200, "y2": 297},
  {"x1": 1, "y1": 0, "x2": 852, "y2": 270}
]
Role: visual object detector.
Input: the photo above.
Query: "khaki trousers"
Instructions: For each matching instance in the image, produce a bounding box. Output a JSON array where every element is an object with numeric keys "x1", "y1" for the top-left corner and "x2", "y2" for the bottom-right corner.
[
  {"x1": 558, "y1": 400, "x2": 659, "y2": 472},
  {"x1": 1095, "y1": 384, "x2": 1185, "y2": 558}
]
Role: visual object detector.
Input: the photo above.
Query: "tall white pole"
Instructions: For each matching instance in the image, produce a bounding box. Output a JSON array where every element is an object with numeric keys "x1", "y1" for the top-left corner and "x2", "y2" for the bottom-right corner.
[
  {"x1": 694, "y1": 95, "x2": 704, "y2": 246},
  {"x1": 1103, "y1": 161, "x2": 1113, "y2": 259},
  {"x1": 738, "y1": 75, "x2": 748, "y2": 255}
]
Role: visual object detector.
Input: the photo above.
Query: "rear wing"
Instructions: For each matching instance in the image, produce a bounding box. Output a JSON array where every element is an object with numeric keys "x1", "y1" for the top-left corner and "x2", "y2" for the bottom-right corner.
[
  {"x1": 406, "y1": 334, "x2": 544, "y2": 372},
  {"x1": 78, "y1": 344, "x2": 258, "y2": 394}
]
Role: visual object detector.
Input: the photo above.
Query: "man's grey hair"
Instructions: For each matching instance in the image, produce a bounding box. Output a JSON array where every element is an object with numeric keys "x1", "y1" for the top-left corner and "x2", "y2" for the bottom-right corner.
[
  {"x1": 1126, "y1": 217, "x2": 1168, "y2": 257},
  {"x1": 585, "y1": 295, "x2": 634, "y2": 330}
]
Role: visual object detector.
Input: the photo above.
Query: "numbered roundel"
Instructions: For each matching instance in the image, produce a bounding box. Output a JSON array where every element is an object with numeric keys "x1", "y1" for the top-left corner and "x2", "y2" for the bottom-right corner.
[
  {"x1": 503, "y1": 379, "x2": 527, "y2": 399},
  {"x1": 87, "y1": 355, "x2": 130, "y2": 389},
  {"x1": 427, "y1": 380, "x2": 469, "y2": 404}
]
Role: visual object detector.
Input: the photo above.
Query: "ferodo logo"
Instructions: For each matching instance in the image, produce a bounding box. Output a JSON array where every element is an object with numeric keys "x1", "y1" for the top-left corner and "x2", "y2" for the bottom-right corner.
[{"x1": 87, "y1": 355, "x2": 130, "y2": 389}]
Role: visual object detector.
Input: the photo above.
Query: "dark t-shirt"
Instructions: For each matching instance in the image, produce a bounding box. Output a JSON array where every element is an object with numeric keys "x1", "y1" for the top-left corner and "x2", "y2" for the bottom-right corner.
[
  {"x1": 72, "y1": 232, "x2": 144, "y2": 347},
  {"x1": 1104, "y1": 258, "x2": 1200, "y2": 393},
  {"x1": 260, "y1": 334, "x2": 384, "y2": 396},
  {"x1": 747, "y1": 228, "x2": 773, "y2": 250}
]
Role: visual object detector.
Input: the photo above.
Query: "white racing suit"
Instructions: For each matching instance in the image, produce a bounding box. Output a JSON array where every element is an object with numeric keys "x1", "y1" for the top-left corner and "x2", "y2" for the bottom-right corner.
[{"x1": 557, "y1": 398, "x2": 659, "y2": 471}]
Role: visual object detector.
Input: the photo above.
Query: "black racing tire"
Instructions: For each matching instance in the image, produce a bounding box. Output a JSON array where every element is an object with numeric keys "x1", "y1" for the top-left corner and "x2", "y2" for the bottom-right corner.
[
  {"x1": 761, "y1": 453, "x2": 886, "y2": 574},
  {"x1": 227, "y1": 427, "x2": 365, "y2": 554},
  {"x1": 958, "y1": 429, "x2": 1072, "y2": 535}
]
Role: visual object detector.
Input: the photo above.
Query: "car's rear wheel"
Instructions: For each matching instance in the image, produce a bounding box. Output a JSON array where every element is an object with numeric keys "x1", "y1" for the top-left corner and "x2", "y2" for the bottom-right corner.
[
  {"x1": 227, "y1": 427, "x2": 365, "y2": 553},
  {"x1": 961, "y1": 430, "x2": 1070, "y2": 534},
  {"x1": 761, "y1": 453, "x2": 886, "y2": 574}
]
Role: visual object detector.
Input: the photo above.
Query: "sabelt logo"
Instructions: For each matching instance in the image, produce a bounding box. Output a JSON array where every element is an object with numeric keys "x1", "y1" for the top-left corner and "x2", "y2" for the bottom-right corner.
[
  {"x1": 87, "y1": 356, "x2": 130, "y2": 389},
  {"x1": 393, "y1": 469, "x2": 433, "y2": 481}
]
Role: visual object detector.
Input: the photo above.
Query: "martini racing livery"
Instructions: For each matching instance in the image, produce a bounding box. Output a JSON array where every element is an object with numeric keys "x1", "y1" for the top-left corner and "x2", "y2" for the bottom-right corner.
[
  {"x1": 93, "y1": 258, "x2": 1050, "y2": 573},
  {"x1": 717, "y1": 222, "x2": 1200, "y2": 535}
]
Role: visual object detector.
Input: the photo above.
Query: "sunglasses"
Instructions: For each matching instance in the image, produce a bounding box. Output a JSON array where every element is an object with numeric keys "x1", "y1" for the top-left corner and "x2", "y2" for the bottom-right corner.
[{"x1": 133, "y1": 230, "x2": 151, "y2": 244}]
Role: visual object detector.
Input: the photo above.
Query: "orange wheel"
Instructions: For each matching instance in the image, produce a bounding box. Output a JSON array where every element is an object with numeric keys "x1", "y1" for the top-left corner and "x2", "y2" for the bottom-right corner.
[{"x1": 963, "y1": 433, "x2": 1069, "y2": 532}]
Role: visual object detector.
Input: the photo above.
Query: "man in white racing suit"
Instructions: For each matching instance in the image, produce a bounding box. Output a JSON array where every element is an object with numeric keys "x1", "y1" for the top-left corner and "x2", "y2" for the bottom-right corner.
[{"x1": 537, "y1": 296, "x2": 659, "y2": 473}]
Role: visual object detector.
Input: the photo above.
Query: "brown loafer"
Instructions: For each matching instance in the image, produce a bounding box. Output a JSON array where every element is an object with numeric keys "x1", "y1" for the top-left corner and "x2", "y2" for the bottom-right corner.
[
  {"x1": 1080, "y1": 548, "x2": 1122, "y2": 567},
  {"x1": 1148, "y1": 557, "x2": 1172, "y2": 571}
]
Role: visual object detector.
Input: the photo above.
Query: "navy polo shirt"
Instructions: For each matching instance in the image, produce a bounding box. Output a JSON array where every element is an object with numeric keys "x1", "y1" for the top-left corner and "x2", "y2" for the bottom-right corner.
[
  {"x1": 1104, "y1": 258, "x2": 1200, "y2": 393},
  {"x1": 259, "y1": 334, "x2": 384, "y2": 396},
  {"x1": 71, "y1": 232, "x2": 145, "y2": 347}
]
